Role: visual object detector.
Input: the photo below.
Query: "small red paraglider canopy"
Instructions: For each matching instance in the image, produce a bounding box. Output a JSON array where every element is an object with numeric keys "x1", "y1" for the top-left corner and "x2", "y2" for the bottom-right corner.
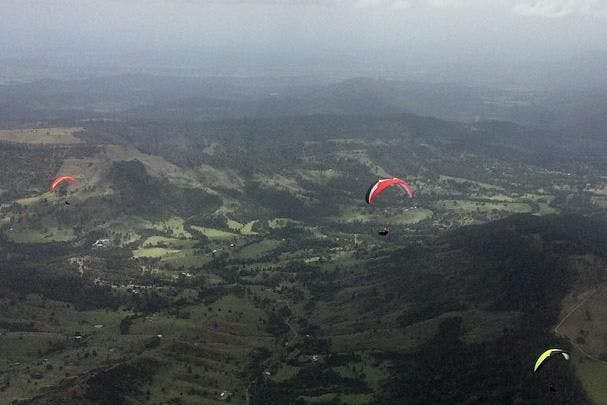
[{"x1": 50, "y1": 176, "x2": 76, "y2": 192}]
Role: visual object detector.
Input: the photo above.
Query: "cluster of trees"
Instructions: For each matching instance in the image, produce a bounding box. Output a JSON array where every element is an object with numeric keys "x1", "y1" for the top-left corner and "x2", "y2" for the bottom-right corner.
[
  {"x1": 108, "y1": 159, "x2": 221, "y2": 219},
  {"x1": 0, "y1": 263, "x2": 121, "y2": 310},
  {"x1": 83, "y1": 358, "x2": 161, "y2": 403},
  {"x1": 252, "y1": 364, "x2": 369, "y2": 404}
]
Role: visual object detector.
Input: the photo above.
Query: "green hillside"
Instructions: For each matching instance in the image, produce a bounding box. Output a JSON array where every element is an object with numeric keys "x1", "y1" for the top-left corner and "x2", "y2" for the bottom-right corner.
[{"x1": 0, "y1": 113, "x2": 605, "y2": 404}]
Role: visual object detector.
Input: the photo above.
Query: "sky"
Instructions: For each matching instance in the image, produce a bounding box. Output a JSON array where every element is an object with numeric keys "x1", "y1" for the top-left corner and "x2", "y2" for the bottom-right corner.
[{"x1": 1, "y1": 0, "x2": 606, "y2": 67}]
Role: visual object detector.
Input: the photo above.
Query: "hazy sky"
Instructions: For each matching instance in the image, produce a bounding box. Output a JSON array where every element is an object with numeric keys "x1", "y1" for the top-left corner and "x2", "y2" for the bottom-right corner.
[{"x1": 1, "y1": 0, "x2": 606, "y2": 65}]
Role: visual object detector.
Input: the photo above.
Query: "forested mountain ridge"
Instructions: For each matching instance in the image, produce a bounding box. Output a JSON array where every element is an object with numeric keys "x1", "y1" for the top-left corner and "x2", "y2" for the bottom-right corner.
[{"x1": 2, "y1": 73, "x2": 607, "y2": 142}]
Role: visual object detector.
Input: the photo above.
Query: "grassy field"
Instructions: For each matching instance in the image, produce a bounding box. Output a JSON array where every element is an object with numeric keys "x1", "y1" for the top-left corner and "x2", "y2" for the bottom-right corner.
[
  {"x1": 576, "y1": 360, "x2": 607, "y2": 404},
  {"x1": 133, "y1": 247, "x2": 183, "y2": 258},
  {"x1": 227, "y1": 219, "x2": 244, "y2": 231},
  {"x1": 191, "y1": 226, "x2": 239, "y2": 240},
  {"x1": 162, "y1": 249, "x2": 211, "y2": 268},
  {"x1": 97, "y1": 217, "x2": 146, "y2": 245},
  {"x1": 226, "y1": 219, "x2": 259, "y2": 236},
  {"x1": 142, "y1": 236, "x2": 197, "y2": 249},
  {"x1": 150, "y1": 217, "x2": 192, "y2": 239},
  {"x1": 330, "y1": 207, "x2": 433, "y2": 225},
  {"x1": 435, "y1": 199, "x2": 533, "y2": 214},
  {"x1": 0, "y1": 127, "x2": 84, "y2": 144},
  {"x1": 240, "y1": 220, "x2": 259, "y2": 235},
  {"x1": 268, "y1": 218, "x2": 301, "y2": 229},
  {"x1": 438, "y1": 175, "x2": 504, "y2": 191},
  {"x1": 234, "y1": 239, "x2": 282, "y2": 260},
  {"x1": 7, "y1": 226, "x2": 75, "y2": 243}
]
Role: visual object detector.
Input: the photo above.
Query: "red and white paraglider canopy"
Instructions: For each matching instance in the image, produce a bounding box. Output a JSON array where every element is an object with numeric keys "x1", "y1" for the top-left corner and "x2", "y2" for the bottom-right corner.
[{"x1": 365, "y1": 177, "x2": 414, "y2": 204}]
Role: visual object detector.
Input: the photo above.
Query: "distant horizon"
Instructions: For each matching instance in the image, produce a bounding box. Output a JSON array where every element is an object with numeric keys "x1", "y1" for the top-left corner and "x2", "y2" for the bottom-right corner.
[
  {"x1": 2, "y1": 1, "x2": 606, "y2": 69},
  {"x1": 2, "y1": 46, "x2": 606, "y2": 93}
]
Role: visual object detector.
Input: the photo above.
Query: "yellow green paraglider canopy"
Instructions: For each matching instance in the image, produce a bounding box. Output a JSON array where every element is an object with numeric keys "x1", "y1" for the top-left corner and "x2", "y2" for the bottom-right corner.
[{"x1": 534, "y1": 348, "x2": 570, "y2": 372}]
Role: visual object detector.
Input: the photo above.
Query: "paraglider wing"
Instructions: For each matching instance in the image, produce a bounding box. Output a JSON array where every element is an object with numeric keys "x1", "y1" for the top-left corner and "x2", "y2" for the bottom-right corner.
[
  {"x1": 534, "y1": 349, "x2": 569, "y2": 372},
  {"x1": 365, "y1": 177, "x2": 414, "y2": 204},
  {"x1": 50, "y1": 176, "x2": 76, "y2": 192},
  {"x1": 396, "y1": 182, "x2": 414, "y2": 199}
]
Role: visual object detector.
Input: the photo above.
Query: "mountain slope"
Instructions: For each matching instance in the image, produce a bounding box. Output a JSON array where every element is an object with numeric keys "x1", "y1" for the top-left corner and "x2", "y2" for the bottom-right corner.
[{"x1": 253, "y1": 214, "x2": 605, "y2": 404}]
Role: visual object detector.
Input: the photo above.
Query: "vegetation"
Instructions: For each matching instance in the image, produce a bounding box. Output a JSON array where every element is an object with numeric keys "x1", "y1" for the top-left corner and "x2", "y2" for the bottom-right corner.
[{"x1": 0, "y1": 96, "x2": 606, "y2": 404}]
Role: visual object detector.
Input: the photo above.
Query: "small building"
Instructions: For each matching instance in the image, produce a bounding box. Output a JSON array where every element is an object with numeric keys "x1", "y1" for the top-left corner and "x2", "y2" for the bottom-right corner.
[
  {"x1": 218, "y1": 390, "x2": 232, "y2": 401},
  {"x1": 92, "y1": 239, "x2": 109, "y2": 248}
]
